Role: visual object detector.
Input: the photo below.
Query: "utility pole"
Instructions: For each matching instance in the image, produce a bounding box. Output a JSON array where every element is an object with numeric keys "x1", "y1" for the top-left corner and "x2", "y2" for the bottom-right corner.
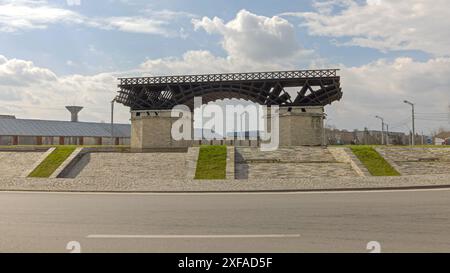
[
  {"x1": 375, "y1": 115, "x2": 385, "y2": 145},
  {"x1": 403, "y1": 100, "x2": 415, "y2": 146},
  {"x1": 385, "y1": 123, "x2": 389, "y2": 145},
  {"x1": 111, "y1": 98, "x2": 115, "y2": 145}
]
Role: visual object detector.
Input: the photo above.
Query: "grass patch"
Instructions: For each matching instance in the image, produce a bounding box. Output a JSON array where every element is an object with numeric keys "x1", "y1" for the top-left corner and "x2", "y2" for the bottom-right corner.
[
  {"x1": 195, "y1": 145, "x2": 227, "y2": 179},
  {"x1": 28, "y1": 147, "x2": 76, "y2": 178},
  {"x1": 350, "y1": 146, "x2": 400, "y2": 176}
]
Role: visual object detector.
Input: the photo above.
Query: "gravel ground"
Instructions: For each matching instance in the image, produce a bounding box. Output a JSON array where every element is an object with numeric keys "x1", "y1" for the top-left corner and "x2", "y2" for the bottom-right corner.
[{"x1": 1, "y1": 174, "x2": 450, "y2": 192}]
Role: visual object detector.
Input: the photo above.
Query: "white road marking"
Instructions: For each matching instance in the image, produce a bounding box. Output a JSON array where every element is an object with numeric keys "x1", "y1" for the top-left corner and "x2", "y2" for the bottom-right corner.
[{"x1": 87, "y1": 234, "x2": 301, "y2": 239}]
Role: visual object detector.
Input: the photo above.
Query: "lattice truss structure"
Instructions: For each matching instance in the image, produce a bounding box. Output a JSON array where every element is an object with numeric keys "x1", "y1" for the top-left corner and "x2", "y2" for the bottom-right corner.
[{"x1": 116, "y1": 69, "x2": 342, "y2": 110}]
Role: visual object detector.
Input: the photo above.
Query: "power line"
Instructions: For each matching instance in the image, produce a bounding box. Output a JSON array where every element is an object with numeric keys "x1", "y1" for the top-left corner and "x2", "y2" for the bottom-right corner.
[
  {"x1": 389, "y1": 117, "x2": 410, "y2": 127},
  {"x1": 416, "y1": 112, "x2": 449, "y2": 115}
]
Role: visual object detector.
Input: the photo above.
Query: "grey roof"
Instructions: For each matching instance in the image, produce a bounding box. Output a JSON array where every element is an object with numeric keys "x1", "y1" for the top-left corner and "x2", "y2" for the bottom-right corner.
[{"x1": 0, "y1": 118, "x2": 130, "y2": 138}]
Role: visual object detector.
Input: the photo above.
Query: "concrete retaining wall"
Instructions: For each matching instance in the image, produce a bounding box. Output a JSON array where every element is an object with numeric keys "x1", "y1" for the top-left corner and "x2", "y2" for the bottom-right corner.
[{"x1": 0, "y1": 151, "x2": 46, "y2": 178}]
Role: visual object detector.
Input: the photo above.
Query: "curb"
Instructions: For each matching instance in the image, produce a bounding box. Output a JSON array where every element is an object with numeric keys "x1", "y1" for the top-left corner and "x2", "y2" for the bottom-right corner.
[
  {"x1": 185, "y1": 147, "x2": 199, "y2": 179},
  {"x1": 2, "y1": 184, "x2": 450, "y2": 194},
  {"x1": 226, "y1": 146, "x2": 235, "y2": 180},
  {"x1": 50, "y1": 147, "x2": 83, "y2": 178},
  {"x1": 374, "y1": 147, "x2": 403, "y2": 175}
]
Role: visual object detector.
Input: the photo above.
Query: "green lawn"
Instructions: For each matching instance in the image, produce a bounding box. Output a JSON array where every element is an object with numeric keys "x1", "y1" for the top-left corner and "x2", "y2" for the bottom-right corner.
[
  {"x1": 195, "y1": 145, "x2": 227, "y2": 179},
  {"x1": 349, "y1": 146, "x2": 400, "y2": 176},
  {"x1": 28, "y1": 147, "x2": 76, "y2": 178}
]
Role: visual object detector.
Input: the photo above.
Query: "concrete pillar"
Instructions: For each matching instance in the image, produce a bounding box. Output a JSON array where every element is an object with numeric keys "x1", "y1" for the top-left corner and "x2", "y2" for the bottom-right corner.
[
  {"x1": 130, "y1": 110, "x2": 192, "y2": 150},
  {"x1": 264, "y1": 106, "x2": 324, "y2": 146}
]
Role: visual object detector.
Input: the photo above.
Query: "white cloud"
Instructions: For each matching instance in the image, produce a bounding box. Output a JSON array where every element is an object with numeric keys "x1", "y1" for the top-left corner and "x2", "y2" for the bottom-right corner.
[
  {"x1": 0, "y1": 0, "x2": 194, "y2": 36},
  {"x1": 66, "y1": 0, "x2": 81, "y2": 7},
  {"x1": 92, "y1": 9, "x2": 197, "y2": 37},
  {"x1": 140, "y1": 50, "x2": 291, "y2": 75},
  {"x1": 193, "y1": 9, "x2": 310, "y2": 63},
  {"x1": 0, "y1": 0, "x2": 83, "y2": 32},
  {"x1": 328, "y1": 57, "x2": 450, "y2": 132},
  {"x1": 0, "y1": 55, "x2": 57, "y2": 86},
  {"x1": 0, "y1": 55, "x2": 130, "y2": 123},
  {"x1": 283, "y1": 0, "x2": 450, "y2": 56},
  {"x1": 141, "y1": 10, "x2": 316, "y2": 75},
  {"x1": 94, "y1": 16, "x2": 169, "y2": 35}
]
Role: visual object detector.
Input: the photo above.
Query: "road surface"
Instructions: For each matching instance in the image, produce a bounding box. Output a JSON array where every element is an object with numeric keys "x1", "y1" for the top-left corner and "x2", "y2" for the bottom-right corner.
[{"x1": 1, "y1": 189, "x2": 450, "y2": 252}]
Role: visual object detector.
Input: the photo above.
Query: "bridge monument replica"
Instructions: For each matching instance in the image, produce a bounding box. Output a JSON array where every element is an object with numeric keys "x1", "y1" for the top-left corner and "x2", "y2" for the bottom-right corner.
[{"x1": 115, "y1": 69, "x2": 342, "y2": 149}]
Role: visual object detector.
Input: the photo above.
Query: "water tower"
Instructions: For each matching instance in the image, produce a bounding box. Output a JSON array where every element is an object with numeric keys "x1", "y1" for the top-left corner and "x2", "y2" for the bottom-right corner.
[{"x1": 65, "y1": 106, "x2": 83, "y2": 122}]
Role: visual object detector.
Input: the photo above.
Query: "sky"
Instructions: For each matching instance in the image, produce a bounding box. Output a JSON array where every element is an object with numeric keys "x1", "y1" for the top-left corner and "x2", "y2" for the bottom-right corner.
[{"x1": 0, "y1": 0, "x2": 449, "y2": 134}]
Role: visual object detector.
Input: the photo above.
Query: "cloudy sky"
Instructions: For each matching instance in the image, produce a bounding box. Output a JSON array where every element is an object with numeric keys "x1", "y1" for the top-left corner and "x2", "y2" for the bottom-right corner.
[{"x1": 0, "y1": 0, "x2": 449, "y2": 134}]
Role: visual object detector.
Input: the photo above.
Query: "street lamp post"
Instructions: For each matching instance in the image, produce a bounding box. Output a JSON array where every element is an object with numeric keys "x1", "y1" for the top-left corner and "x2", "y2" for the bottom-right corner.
[
  {"x1": 322, "y1": 112, "x2": 327, "y2": 146},
  {"x1": 385, "y1": 123, "x2": 389, "y2": 145},
  {"x1": 375, "y1": 115, "x2": 385, "y2": 145},
  {"x1": 403, "y1": 100, "x2": 415, "y2": 146}
]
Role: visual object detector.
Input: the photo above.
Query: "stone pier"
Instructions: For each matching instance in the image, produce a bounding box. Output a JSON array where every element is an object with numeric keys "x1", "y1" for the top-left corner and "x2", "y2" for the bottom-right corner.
[{"x1": 130, "y1": 106, "x2": 324, "y2": 150}]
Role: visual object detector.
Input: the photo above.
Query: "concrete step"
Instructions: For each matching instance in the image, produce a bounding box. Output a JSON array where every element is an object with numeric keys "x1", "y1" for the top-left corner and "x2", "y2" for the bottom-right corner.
[
  {"x1": 235, "y1": 147, "x2": 357, "y2": 179},
  {"x1": 377, "y1": 147, "x2": 450, "y2": 162},
  {"x1": 236, "y1": 147, "x2": 336, "y2": 163}
]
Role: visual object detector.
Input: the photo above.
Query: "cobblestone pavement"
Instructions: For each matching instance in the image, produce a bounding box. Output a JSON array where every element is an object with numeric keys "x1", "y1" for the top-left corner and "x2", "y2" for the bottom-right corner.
[
  {"x1": 235, "y1": 147, "x2": 357, "y2": 179},
  {"x1": 66, "y1": 152, "x2": 188, "y2": 180},
  {"x1": 236, "y1": 146, "x2": 336, "y2": 162},
  {"x1": 0, "y1": 152, "x2": 44, "y2": 178},
  {"x1": 235, "y1": 163, "x2": 356, "y2": 179},
  {"x1": 376, "y1": 147, "x2": 450, "y2": 175}
]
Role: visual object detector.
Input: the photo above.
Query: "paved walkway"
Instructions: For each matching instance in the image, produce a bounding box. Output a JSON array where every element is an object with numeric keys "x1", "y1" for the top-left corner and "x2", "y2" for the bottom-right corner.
[
  {"x1": 235, "y1": 147, "x2": 358, "y2": 179},
  {"x1": 65, "y1": 152, "x2": 189, "y2": 179}
]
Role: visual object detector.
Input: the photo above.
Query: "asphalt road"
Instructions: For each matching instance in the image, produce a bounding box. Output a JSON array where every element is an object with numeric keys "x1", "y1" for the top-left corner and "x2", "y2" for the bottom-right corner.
[{"x1": 1, "y1": 189, "x2": 450, "y2": 253}]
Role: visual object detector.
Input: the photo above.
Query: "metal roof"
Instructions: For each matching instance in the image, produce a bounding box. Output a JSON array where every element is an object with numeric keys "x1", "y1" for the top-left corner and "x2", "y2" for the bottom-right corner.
[{"x1": 0, "y1": 118, "x2": 130, "y2": 138}]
